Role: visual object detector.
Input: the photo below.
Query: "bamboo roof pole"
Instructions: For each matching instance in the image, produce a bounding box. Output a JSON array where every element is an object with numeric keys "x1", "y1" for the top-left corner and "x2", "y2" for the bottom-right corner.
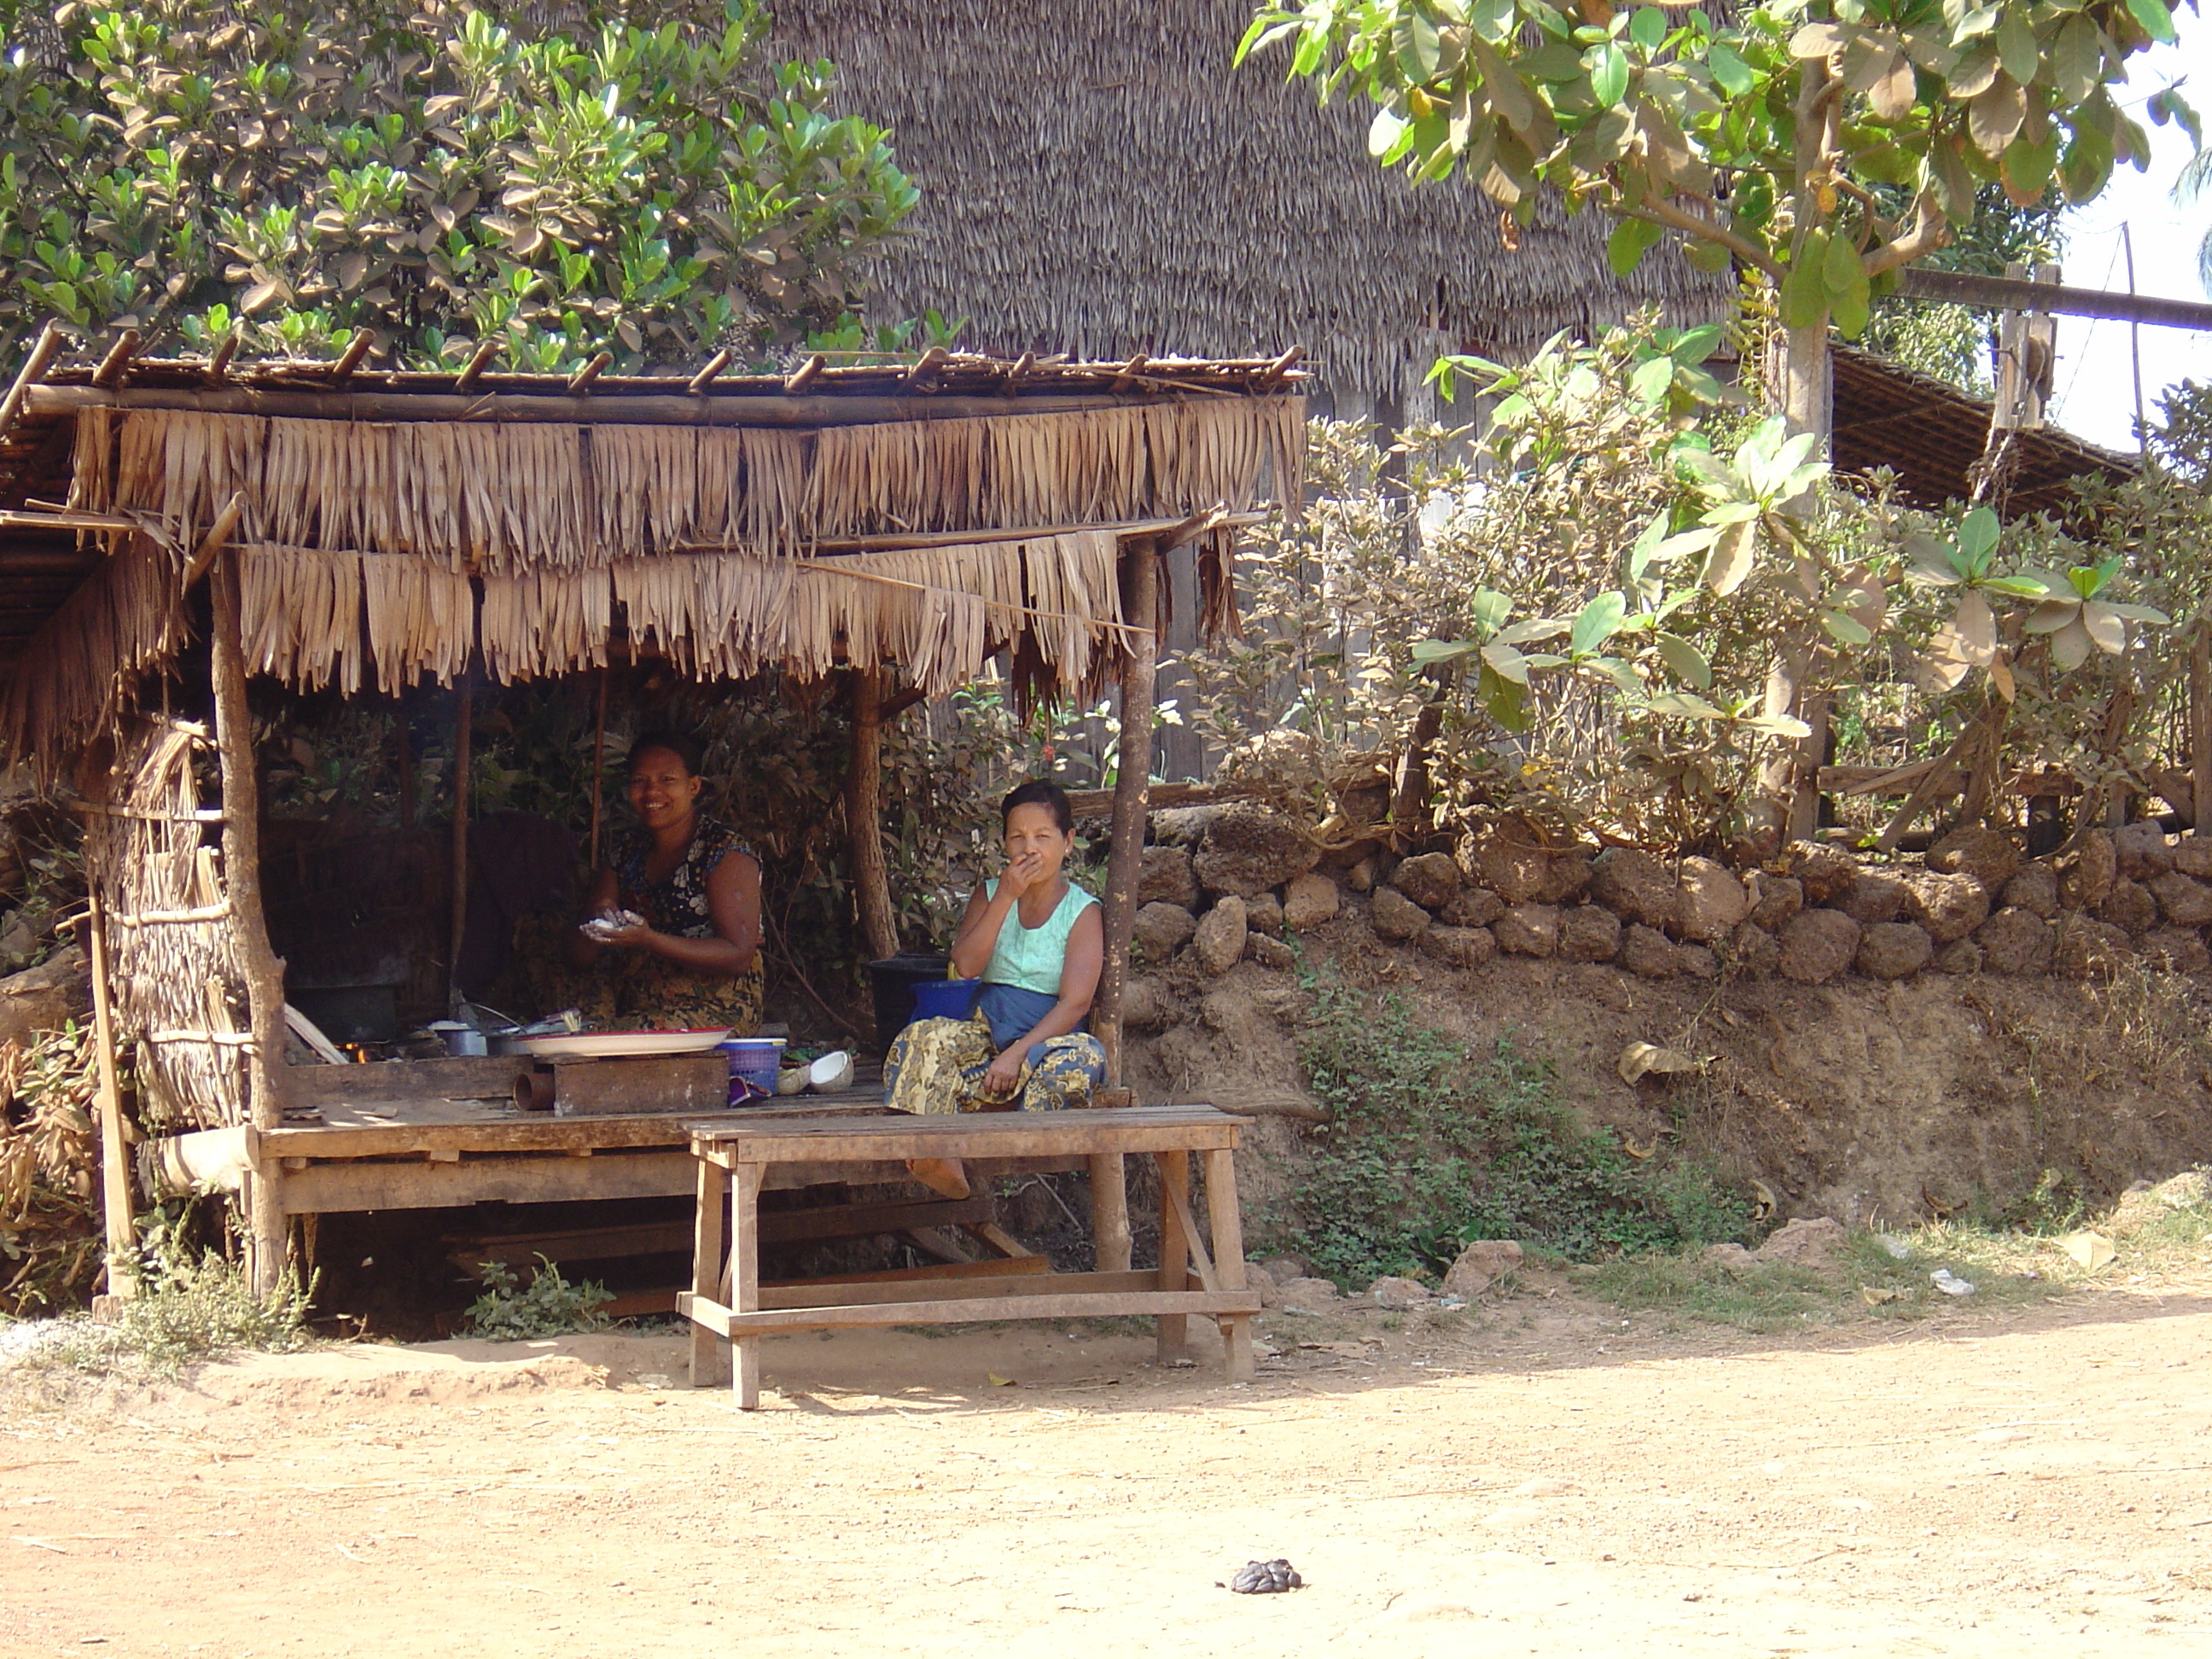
[
  {"x1": 448, "y1": 673, "x2": 474, "y2": 1016},
  {"x1": 83, "y1": 894, "x2": 137, "y2": 1302},
  {"x1": 209, "y1": 554, "x2": 291, "y2": 1297},
  {"x1": 847, "y1": 665, "x2": 899, "y2": 969},
  {"x1": 588, "y1": 666, "x2": 609, "y2": 867},
  {"x1": 2192, "y1": 626, "x2": 2210, "y2": 839},
  {"x1": 1093, "y1": 538, "x2": 1159, "y2": 1093}
]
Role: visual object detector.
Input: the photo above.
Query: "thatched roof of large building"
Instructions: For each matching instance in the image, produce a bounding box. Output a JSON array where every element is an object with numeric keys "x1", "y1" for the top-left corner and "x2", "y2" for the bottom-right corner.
[
  {"x1": 0, "y1": 347, "x2": 1302, "y2": 762},
  {"x1": 770, "y1": 0, "x2": 1730, "y2": 415}
]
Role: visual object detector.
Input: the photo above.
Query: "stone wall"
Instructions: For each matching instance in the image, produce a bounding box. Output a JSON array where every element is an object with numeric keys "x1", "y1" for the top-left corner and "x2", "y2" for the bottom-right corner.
[{"x1": 1125, "y1": 806, "x2": 2212, "y2": 992}]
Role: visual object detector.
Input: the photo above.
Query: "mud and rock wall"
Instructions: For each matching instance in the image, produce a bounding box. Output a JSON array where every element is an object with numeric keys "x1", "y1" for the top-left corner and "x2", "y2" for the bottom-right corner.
[{"x1": 1121, "y1": 806, "x2": 2212, "y2": 1231}]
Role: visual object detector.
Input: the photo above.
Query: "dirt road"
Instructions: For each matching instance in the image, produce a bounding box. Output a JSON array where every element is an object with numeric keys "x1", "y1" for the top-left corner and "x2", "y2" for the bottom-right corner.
[{"x1": 4, "y1": 1289, "x2": 2210, "y2": 1657}]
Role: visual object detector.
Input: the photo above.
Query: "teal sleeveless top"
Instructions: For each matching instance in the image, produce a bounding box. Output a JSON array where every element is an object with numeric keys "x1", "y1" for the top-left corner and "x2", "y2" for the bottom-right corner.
[{"x1": 981, "y1": 878, "x2": 1097, "y2": 996}]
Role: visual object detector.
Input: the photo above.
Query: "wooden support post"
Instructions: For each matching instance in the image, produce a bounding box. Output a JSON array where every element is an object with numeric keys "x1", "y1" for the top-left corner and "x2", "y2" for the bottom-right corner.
[
  {"x1": 1095, "y1": 541, "x2": 1160, "y2": 1087},
  {"x1": 2192, "y1": 626, "x2": 2211, "y2": 839},
  {"x1": 1155, "y1": 1148, "x2": 1190, "y2": 1364},
  {"x1": 394, "y1": 690, "x2": 415, "y2": 831},
  {"x1": 690, "y1": 1153, "x2": 730, "y2": 1388},
  {"x1": 587, "y1": 667, "x2": 608, "y2": 868},
  {"x1": 84, "y1": 896, "x2": 137, "y2": 1300},
  {"x1": 1088, "y1": 1151, "x2": 1131, "y2": 1273},
  {"x1": 847, "y1": 666, "x2": 899, "y2": 963},
  {"x1": 1205, "y1": 1147, "x2": 1254, "y2": 1382},
  {"x1": 731, "y1": 1161, "x2": 764, "y2": 1410},
  {"x1": 447, "y1": 674, "x2": 473, "y2": 1015},
  {"x1": 210, "y1": 555, "x2": 289, "y2": 1296}
]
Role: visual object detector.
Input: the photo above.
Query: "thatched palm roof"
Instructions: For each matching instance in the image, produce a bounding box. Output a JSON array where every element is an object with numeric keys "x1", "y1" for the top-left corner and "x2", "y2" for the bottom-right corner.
[
  {"x1": 0, "y1": 348, "x2": 1302, "y2": 761},
  {"x1": 770, "y1": 0, "x2": 1728, "y2": 414}
]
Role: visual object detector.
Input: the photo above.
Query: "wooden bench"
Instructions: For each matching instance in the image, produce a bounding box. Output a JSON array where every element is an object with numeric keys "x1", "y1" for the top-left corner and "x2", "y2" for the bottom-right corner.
[{"x1": 678, "y1": 1105, "x2": 1260, "y2": 1408}]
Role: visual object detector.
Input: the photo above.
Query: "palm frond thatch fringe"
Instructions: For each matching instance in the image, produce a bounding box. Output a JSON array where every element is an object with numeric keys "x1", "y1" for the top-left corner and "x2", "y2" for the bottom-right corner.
[
  {"x1": 207, "y1": 533, "x2": 1126, "y2": 707},
  {"x1": 0, "y1": 531, "x2": 187, "y2": 770},
  {"x1": 101, "y1": 401, "x2": 1299, "y2": 568}
]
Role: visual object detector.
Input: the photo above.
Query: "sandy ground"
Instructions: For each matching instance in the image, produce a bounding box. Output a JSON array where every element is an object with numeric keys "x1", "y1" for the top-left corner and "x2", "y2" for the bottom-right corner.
[{"x1": 3, "y1": 1286, "x2": 2211, "y2": 1658}]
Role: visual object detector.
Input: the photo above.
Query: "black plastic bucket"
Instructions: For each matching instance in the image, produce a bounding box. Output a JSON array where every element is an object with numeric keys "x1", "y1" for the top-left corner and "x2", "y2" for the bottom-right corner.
[{"x1": 865, "y1": 952, "x2": 952, "y2": 1048}]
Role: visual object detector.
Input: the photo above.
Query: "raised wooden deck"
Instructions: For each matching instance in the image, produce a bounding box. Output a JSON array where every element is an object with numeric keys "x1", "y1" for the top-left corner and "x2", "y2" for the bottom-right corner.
[{"x1": 149, "y1": 1055, "x2": 1112, "y2": 1217}]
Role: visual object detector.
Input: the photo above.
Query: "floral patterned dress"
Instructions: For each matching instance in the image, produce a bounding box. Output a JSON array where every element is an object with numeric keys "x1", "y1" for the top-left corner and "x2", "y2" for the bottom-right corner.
[{"x1": 580, "y1": 817, "x2": 764, "y2": 1033}]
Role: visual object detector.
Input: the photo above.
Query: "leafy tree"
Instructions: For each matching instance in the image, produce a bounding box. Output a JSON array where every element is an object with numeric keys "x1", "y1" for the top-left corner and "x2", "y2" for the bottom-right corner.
[
  {"x1": 1238, "y1": 0, "x2": 2197, "y2": 439},
  {"x1": 0, "y1": 1, "x2": 918, "y2": 372}
]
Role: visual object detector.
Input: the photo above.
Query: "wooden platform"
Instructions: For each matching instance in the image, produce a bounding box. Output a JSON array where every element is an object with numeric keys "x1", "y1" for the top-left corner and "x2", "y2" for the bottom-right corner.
[
  {"x1": 148, "y1": 1057, "x2": 1129, "y2": 1220},
  {"x1": 680, "y1": 1104, "x2": 1259, "y2": 1408}
]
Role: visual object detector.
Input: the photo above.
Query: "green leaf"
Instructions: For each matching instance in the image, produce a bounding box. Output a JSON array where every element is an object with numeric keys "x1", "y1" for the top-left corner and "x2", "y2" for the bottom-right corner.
[
  {"x1": 1571, "y1": 591, "x2": 1629, "y2": 656},
  {"x1": 1368, "y1": 108, "x2": 1411, "y2": 161},
  {"x1": 1822, "y1": 611, "x2": 1874, "y2": 648},
  {"x1": 1478, "y1": 666, "x2": 1531, "y2": 731},
  {"x1": 1411, "y1": 637, "x2": 1478, "y2": 665},
  {"x1": 1647, "y1": 691, "x2": 1725, "y2": 720},
  {"x1": 1654, "y1": 632, "x2": 1712, "y2": 689},
  {"x1": 1668, "y1": 323, "x2": 1724, "y2": 365},
  {"x1": 1957, "y1": 505, "x2": 2000, "y2": 559},
  {"x1": 2126, "y1": 0, "x2": 2178, "y2": 45},
  {"x1": 1706, "y1": 41, "x2": 1757, "y2": 96},
  {"x1": 1394, "y1": 10, "x2": 1444, "y2": 82},
  {"x1": 1587, "y1": 43, "x2": 1630, "y2": 109},
  {"x1": 1585, "y1": 656, "x2": 1645, "y2": 695},
  {"x1": 2001, "y1": 131, "x2": 2059, "y2": 203},
  {"x1": 1496, "y1": 616, "x2": 1572, "y2": 645},
  {"x1": 1779, "y1": 244, "x2": 1828, "y2": 330},
  {"x1": 1629, "y1": 7, "x2": 1668, "y2": 55},
  {"x1": 1704, "y1": 519, "x2": 1759, "y2": 597},
  {"x1": 1628, "y1": 353, "x2": 1675, "y2": 404},
  {"x1": 1994, "y1": 8, "x2": 2040, "y2": 85},
  {"x1": 1608, "y1": 214, "x2": 1663, "y2": 277},
  {"x1": 1744, "y1": 713, "x2": 1813, "y2": 740},
  {"x1": 1481, "y1": 641, "x2": 1532, "y2": 684},
  {"x1": 1470, "y1": 589, "x2": 1513, "y2": 638}
]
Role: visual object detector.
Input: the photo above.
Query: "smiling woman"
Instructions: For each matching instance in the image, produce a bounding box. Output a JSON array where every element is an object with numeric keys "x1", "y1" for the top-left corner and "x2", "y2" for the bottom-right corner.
[{"x1": 555, "y1": 730, "x2": 765, "y2": 1034}]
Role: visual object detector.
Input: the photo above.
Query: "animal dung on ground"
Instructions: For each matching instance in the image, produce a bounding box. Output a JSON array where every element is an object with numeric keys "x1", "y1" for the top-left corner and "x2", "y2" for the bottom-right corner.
[{"x1": 1228, "y1": 1558, "x2": 1302, "y2": 1594}]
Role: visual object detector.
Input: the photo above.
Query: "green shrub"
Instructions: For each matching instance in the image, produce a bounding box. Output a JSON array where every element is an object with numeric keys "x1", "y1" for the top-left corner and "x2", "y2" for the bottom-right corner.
[
  {"x1": 463, "y1": 1255, "x2": 614, "y2": 1340},
  {"x1": 1280, "y1": 977, "x2": 1754, "y2": 1285},
  {"x1": 28, "y1": 1248, "x2": 312, "y2": 1378}
]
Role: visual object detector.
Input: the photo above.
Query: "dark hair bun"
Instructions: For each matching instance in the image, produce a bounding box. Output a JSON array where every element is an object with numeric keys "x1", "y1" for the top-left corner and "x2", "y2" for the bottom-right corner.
[{"x1": 1001, "y1": 779, "x2": 1074, "y2": 834}]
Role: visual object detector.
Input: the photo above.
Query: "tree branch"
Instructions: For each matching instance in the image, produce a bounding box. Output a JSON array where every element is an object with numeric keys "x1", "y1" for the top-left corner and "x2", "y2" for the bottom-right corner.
[
  {"x1": 1863, "y1": 188, "x2": 1952, "y2": 277},
  {"x1": 1619, "y1": 199, "x2": 1783, "y2": 280}
]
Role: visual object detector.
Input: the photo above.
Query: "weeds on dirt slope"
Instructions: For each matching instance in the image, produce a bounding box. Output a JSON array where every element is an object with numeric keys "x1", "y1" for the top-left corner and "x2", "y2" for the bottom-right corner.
[
  {"x1": 1278, "y1": 975, "x2": 1755, "y2": 1286},
  {"x1": 1590, "y1": 1168, "x2": 2212, "y2": 1334},
  {"x1": 19, "y1": 1210, "x2": 313, "y2": 1378}
]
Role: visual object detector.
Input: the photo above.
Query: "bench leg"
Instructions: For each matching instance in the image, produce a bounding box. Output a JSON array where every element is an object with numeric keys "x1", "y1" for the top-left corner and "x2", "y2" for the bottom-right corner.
[
  {"x1": 1206, "y1": 1147, "x2": 1254, "y2": 1383},
  {"x1": 1088, "y1": 1151, "x2": 1130, "y2": 1272},
  {"x1": 1155, "y1": 1149, "x2": 1190, "y2": 1364},
  {"x1": 731, "y1": 1161, "x2": 764, "y2": 1410},
  {"x1": 689, "y1": 1155, "x2": 729, "y2": 1388}
]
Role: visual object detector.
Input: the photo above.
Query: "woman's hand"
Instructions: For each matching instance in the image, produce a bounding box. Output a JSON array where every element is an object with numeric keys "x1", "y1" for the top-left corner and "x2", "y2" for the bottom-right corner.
[
  {"x1": 598, "y1": 918, "x2": 658, "y2": 952},
  {"x1": 982, "y1": 1045, "x2": 1026, "y2": 1099},
  {"x1": 1000, "y1": 847, "x2": 1051, "y2": 899}
]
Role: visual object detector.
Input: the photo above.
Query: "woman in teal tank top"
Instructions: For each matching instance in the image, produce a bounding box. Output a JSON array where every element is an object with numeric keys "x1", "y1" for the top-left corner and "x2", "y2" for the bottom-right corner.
[{"x1": 883, "y1": 780, "x2": 1108, "y2": 1121}]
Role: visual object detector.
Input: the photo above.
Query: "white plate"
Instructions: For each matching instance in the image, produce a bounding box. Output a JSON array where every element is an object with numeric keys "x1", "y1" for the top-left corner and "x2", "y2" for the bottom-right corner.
[{"x1": 513, "y1": 1027, "x2": 732, "y2": 1059}]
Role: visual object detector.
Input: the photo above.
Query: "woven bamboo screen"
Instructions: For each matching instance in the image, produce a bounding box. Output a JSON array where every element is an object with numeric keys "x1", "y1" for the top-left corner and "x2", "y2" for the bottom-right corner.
[{"x1": 84, "y1": 719, "x2": 249, "y2": 1132}]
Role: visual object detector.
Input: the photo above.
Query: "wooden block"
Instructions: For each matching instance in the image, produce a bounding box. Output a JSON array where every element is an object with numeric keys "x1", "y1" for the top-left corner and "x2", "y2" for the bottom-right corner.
[
  {"x1": 285, "y1": 1056, "x2": 527, "y2": 1106},
  {"x1": 552, "y1": 1053, "x2": 729, "y2": 1118}
]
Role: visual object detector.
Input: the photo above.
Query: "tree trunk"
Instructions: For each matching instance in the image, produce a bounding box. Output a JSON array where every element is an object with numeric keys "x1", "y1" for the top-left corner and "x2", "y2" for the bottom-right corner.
[{"x1": 1094, "y1": 541, "x2": 1160, "y2": 1089}]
